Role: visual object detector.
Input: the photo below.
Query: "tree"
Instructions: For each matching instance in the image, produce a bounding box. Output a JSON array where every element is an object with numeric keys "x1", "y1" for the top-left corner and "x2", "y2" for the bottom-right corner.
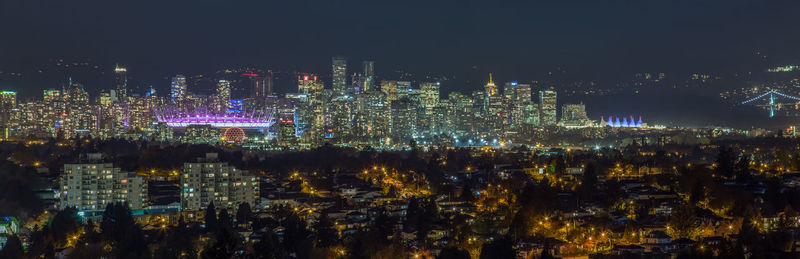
[
  {"x1": 314, "y1": 213, "x2": 338, "y2": 247},
  {"x1": 735, "y1": 155, "x2": 752, "y2": 182},
  {"x1": 0, "y1": 234, "x2": 24, "y2": 259},
  {"x1": 201, "y1": 225, "x2": 242, "y2": 259},
  {"x1": 373, "y1": 209, "x2": 393, "y2": 245},
  {"x1": 49, "y1": 207, "x2": 83, "y2": 247},
  {"x1": 578, "y1": 162, "x2": 599, "y2": 201},
  {"x1": 715, "y1": 147, "x2": 736, "y2": 178},
  {"x1": 668, "y1": 202, "x2": 696, "y2": 239},
  {"x1": 236, "y1": 202, "x2": 252, "y2": 227},
  {"x1": 689, "y1": 182, "x2": 704, "y2": 206},
  {"x1": 479, "y1": 238, "x2": 515, "y2": 259},
  {"x1": 282, "y1": 212, "x2": 311, "y2": 255},
  {"x1": 437, "y1": 246, "x2": 470, "y2": 259},
  {"x1": 218, "y1": 208, "x2": 232, "y2": 230},
  {"x1": 100, "y1": 202, "x2": 146, "y2": 259},
  {"x1": 460, "y1": 182, "x2": 475, "y2": 202},
  {"x1": 252, "y1": 231, "x2": 285, "y2": 259},
  {"x1": 153, "y1": 216, "x2": 197, "y2": 259},
  {"x1": 205, "y1": 202, "x2": 218, "y2": 231}
]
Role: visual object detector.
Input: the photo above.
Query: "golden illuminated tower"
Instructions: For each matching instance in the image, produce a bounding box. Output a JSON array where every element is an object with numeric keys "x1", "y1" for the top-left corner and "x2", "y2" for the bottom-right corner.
[{"x1": 485, "y1": 73, "x2": 497, "y2": 96}]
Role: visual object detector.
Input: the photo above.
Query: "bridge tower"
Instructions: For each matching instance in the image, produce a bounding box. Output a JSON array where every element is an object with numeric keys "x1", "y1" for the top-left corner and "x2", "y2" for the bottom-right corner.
[{"x1": 770, "y1": 91, "x2": 775, "y2": 118}]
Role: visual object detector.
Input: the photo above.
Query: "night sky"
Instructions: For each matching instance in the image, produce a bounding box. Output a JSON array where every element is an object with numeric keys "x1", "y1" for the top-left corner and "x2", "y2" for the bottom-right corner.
[{"x1": 2, "y1": 0, "x2": 800, "y2": 127}]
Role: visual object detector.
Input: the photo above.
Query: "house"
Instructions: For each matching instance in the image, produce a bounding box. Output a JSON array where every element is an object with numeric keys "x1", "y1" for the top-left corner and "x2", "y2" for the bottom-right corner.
[{"x1": 643, "y1": 230, "x2": 672, "y2": 252}]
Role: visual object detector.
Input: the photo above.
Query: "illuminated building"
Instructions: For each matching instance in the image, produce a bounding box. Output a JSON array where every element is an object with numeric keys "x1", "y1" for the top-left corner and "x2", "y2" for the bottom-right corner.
[
  {"x1": 181, "y1": 153, "x2": 259, "y2": 211},
  {"x1": 114, "y1": 64, "x2": 128, "y2": 100},
  {"x1": 420, "y1": 82, "x2": 440, "y2": 115},
  {"x1": 390, "y1": 98, "x2": 415, "y2": 143},
  {"x1": 539, "y1": 89, "x2": 557, "y2": 126},
  {"x1": 298, "y1": 74, "x2": 324, "y2": 94},
  {"x1": 395, "y1": 81, "x2": 413, "y2": 100},
  {"x1": 278, "y1": 119, "x2": 297, "y2": 144},
  {"x1": 143, "y1": 122, "x2": 174, "y2": 141},
  {"x1": 216, "y1": 80, "x2": 231, "y2": 112},
  {"x1": 155, "y1": 104, "x2": 275, "y2": 129},
  {"x1": 353, "y1": 90, "x2": 389, "y2": 144},
  {"x1": 60, "y1": 80, "x2": 94, "y2": 138},
  {"x1": 0, "y1": 91, "x2": 16, "y2": 138},
  {"x1": 605, "y1": 115, "x2": 643, "y2": 127},
  {"x1": 513, "y1": 83, "x2": 533, "y2": 128},
  {"x1": 362, "y1": 60, "x2": 375, "y2": 92},
  {"x1": 60, "y1": 153, "x2": 147, "y2": 214},
  {"x1": 170, "y1": 75, "x2": 187, "y2": 102},
  {"x1": 222, "y1": 127, "x2": 246, "y2": 142},
  {"x1": 328, "y1": 95, "x2": 354, "y2": 143},
  {"x1": 560, "y1": 103, "x2": 591, "y2": 127},
  {"x1": 524, "y1": 104, "x2": 539, "y2": 125},
  {"x1": 447, "y1": 92, "x2": 474, "y2": 134},
  {"x1": 184, "y1": 125, "x2": 222, "y2": 143},
  {"x1": 126, "y1": 94, "x2": 157, "y2": 131},
  {"x1": 485, "y1": 73, "x2": 497, "y2": 96},
  {"x1": 248, "y1": 71, "x2": 273, "y2": 98},
  {"x1": 332, "y1": 56, "x2": 348, "y2": 94},
  {"x1": 380, "y1": 80, "x2": 398, "y2": 102}
]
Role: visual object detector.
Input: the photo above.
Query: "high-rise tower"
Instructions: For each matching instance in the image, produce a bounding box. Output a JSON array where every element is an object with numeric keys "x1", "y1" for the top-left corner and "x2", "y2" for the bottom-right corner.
[
  {"x1": 332, "y1": 56, "x2": 348, "y2": 94},
  {"x1": 362, "y1": 60, "x2": 374, "y2": 92},
  {"x1": 170, "y1": 75, "x2": 187, "y2": 102},
  {"x1": 539, "y1": 88, "x2": 557, "y2": 126},
  {"x1": 485, "y1": 73, "x2": 497, "y2": 96},
  {"x1": 114, "y1": 64, "x2": 128, "y2": 101}
]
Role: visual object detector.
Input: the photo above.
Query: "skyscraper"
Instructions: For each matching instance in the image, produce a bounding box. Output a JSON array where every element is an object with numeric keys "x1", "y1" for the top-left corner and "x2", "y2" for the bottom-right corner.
[
  {"x1": 0, "y1": 91, "x2": 16, "y2": 139},
  {"x1": 250, "y1": 71, "x2": 274, "y2": 98},
  {"x1": 362, "y1": 60, "x2": 375, "y2": 92},
  {"x1": 539, "y1": 89, "x2": 557, "y2": 126},
  {"x1": 298, "y1": 74, "x2": 324, "y2": 94},
  {"x1": 114, "y1": 64, "x2": 128, "y2": 101},
  {"x1": 420, "y1": 82, "x2": 440, "y2": 115},
  {"x1": 560, "y1": 103, "x2": 590, "y2": 127},
  {"x1": 332, "y1": 56, "x2": 348, "y2": 94},
  {"x1": 170, "y1": 75, "x2": 187, "y2": 102},
  {"x1": 485, "y1": 73, "x2": 497, "y2": 96},
  {"x1": 216, "y1": 80, "x2": 231, "y2": 112},
  {"x1": 217, "y1": 80, "x2": 231, "y2": 102}
]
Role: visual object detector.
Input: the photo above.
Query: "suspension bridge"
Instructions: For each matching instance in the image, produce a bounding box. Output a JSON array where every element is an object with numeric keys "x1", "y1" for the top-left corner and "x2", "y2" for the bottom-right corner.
[{"x1": 739, "y1": 90, "x2": 800, "y2": 117}]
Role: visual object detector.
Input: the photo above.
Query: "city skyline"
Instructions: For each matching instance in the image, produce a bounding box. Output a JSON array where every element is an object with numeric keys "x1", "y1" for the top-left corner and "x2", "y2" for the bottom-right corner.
[{"x1": 5, "y1": 1, "x2": 800, "y2": 258}]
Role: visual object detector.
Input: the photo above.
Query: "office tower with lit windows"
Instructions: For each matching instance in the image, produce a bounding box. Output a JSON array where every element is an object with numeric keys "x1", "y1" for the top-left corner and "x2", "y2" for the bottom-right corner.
[
  {"x1": 181, "y1": 153, "x2": 259, "y2": 211},
  {"x1": 503, "y1": 82, "x2": 532, "y2": 129},
  {"x1": 560, "y1": 103, "x2": 590, "y2": 127},
  {"x1": 419, "y1": 82, "x2": 440, "y2": 115},
  {"x1": 447, "y1": 92, "x2": 474, "y2": 134},
  {"x1": 250, "y1": 71, "x2": 274, "y2": 98},
  {"x1": 114, "y1": 64, "x2": 128, "y2": 100},
  {"x1": 170, "y1": 75, "x2": 187, "y2": 102},
  {"x1": 395, "y1": 81, "x2": 412, "y2": 100},
  {"x1": 298, "y1": 74, "x2": 324, "y2": 94},
  {"x1": 332, "y1": 56, "x2": 348, "y2": 94},
  {"x1": 61, "y1": 79, "x2": 94, "y2": 138},
  {"x1": 390, "y1": 97, "x2": 416, "y2": 144},
  {"x1": 126, "y1": 94, "x2": 157, "y2": 131},
  {"x1": 60, "y1": 153, "x2": 147, "y2": 213},
  {"x1": 362, "y1": 60, "x2": 375, "y2": 92},
  {"x1": 380, "y1": 80, "x2": 398, "y2": 102},
  {"x1": 216, "y1": 80, "x2": 231, "y2": 112},
  {"x1": 0, "y1": 91, "x2": 16, "y2": 138},
  {"x1": 539, "y1": 89, "x2": 557, "y2": 126},
  {"x1": 328, "y1": 95, "x2": 355, "y2": 142}
]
